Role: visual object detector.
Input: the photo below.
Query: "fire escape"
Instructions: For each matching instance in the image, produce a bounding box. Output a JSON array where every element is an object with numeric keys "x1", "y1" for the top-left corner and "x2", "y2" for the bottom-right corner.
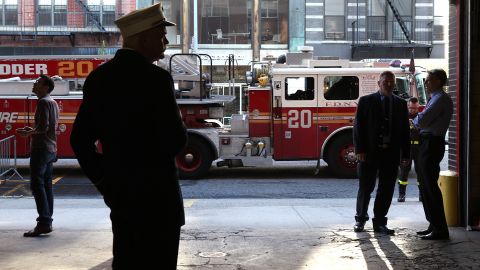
[
  {"x1": 74, "y1": 0, "x2": 106, "y2": 32},
  {"x1": 18, "y1": 0, "x2": 110, "y2": 45},
  {"x1": 351, "y1": 0, "x2": 434, "y2": 60},
  {"x1": 386, "y1": 0, "x2": 411, "y2": 44}
]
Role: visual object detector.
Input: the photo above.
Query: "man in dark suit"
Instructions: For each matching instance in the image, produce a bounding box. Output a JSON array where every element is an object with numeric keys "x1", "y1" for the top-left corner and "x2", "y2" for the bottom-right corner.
[
  {"x1": 70, "y1": 3, "x2": 187, "y2": 269},
  {"x1": 353, "y1": 70, "x2": 410, "y2": 234}
]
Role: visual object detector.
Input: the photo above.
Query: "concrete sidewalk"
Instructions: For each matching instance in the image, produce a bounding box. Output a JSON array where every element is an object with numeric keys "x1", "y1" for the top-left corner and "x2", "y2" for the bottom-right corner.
[{"x1": 1, "y1": 198, "x2": 479, "y2": 269}]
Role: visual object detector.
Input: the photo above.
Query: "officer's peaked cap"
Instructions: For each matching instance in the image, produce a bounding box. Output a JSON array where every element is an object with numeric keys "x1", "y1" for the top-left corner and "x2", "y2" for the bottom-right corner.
[{"x1": 115, "y1": 3, "x2": 175, "y2": 38}]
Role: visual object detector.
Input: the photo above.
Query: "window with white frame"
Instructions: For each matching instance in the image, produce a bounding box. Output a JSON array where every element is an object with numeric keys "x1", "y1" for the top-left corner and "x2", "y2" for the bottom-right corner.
[
  {"x1": 367, "y1": 0, "x2": 386, "y2": 40},
  {"x1": 0, "y1": 0, "x2": 17, "y2": 26},
  {"x1": 202, "y1": 0, "x2": 228, "y2": 17},
  {"x1": 369, "y1": 0, "x2": 386, "y2": 16},
  {"x1": 102, "y1": 0, "x2": 115, "y2": 26},
  {"x1": 433, "y1": 0, "x2": 447, "y2": 40},
  {"x1": 261, "y1": 0, "x2": 277, "y2": 18},
  {"x1": 38, "y1": 0, "x2": 67, "y2": 26},
  {"x1": 199, "y1": 0, "x2": 231, "y2": 44},
  {"x1": 261, "y1": 0, "x2": 279, "y2": 42},
  {"x1": 324, "y1": 0, "x2": 345, "y2": 40},
  {"x1": 87, "y1": 0, "x2": 116, "y2": 27}
]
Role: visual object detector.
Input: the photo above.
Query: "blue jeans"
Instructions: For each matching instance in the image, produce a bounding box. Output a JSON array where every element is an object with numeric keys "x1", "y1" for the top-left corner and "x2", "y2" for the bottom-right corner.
[{"x1": 30, "y1": 148, "x2": 56, "y2": 225}]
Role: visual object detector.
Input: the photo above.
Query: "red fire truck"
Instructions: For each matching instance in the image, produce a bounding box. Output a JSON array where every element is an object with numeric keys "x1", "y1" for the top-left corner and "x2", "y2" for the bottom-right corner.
[{"x1": 0, "y1": 53, "x2": 427, "y2": 179}]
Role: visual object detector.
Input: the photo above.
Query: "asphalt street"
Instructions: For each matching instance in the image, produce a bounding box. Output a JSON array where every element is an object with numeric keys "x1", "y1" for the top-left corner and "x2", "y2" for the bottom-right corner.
[{"x1": 0, "y1": 159, "x2": 426, "y2": 200}]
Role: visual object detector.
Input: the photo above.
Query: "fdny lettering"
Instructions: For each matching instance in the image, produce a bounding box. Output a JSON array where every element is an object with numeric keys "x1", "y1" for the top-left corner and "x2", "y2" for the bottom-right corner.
[
  {"x1": 0, "y1": 64, "x2": 48, "y2": 76},
  {"x1": 324, "y1": 101, "x2": 358, "y2": 107},
  {"x1": 0, "y1": 112, "x2": 19, "y2": 123}
]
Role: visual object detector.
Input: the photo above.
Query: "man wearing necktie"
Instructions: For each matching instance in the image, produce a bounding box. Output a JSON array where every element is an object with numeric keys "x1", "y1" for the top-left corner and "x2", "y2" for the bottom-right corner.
[
  {"x1": 353, "y1": 70, "x2": 410, "y2": 234},
  {"x1": 413, "y1": 69, "x2": 453, "y2": 240}
]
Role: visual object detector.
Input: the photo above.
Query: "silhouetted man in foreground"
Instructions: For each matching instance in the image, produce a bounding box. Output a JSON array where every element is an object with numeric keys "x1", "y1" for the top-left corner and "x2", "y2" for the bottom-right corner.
[{"x1": 70, "y1": 3, "x2": 187, "y2": 269}]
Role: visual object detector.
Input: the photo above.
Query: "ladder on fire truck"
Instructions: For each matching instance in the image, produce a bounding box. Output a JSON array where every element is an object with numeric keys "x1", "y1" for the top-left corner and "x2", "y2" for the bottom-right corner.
[{"x1": 166, "y1": 53, "x2": 236, "y2": 104}]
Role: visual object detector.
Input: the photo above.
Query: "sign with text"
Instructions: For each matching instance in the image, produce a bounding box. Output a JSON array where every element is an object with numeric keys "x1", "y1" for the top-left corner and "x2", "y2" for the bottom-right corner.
[{"x1": 0, "y1": 59, "x2": 108, "y2": 79}]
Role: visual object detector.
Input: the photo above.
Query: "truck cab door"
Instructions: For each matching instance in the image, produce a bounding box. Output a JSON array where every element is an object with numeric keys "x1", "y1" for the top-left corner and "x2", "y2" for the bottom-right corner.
[{"x1": 272, "y1": 75, "x2": 319, "y2": 160}]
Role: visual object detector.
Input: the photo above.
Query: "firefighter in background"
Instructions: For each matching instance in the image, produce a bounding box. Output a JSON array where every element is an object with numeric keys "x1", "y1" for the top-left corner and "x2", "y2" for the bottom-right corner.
[{"x1": 397, "y1": 97, "x2": 422, "y2": 202}]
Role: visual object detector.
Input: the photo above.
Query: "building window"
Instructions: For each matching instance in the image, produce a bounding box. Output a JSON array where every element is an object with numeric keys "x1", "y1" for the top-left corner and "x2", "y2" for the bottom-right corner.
[
  {"x1": 391, "y1": 0, "x2": 412, "y2": 40},
  {"x1": 369, "y1": 0, "x2": 386, "y2": 16},
  {"x1": 433, "y1": 16, "x2": 444, "y2": 40},
  {"x1": 54, "y1": 1, "x2": 67, "y2": 25},
  {"x1": 38, "y1": 0, "x2": 51, "y2": 26},
  {"x1": 38, "y1": 0, "x2": 66, "y2": 26},
  {"x1": 392, "y1": 18, "x2": 411, "y2": 40},
  {"x1": 260, "y1": 0, "x2": 287, "y2": 44},
  {"x1": 433, "y1": 0, "x2": 448, "y2": 41},
  {"x1": 199, "y1": 0, "x2": 253, "y2": 45},
  {"x1": 86, "y1": 0, "x2": 100, "y2": 28},
  {"x1": 102, "y1": 0, "x2": 115, "y2": 26},
  {"x1": 261, "y1": 0, "x2": 277, "y2": 42},
  {"x1": 367, "y1": 0, "x2": 386, "y2": 40},
  {"x1": 86, "y1": 0, "x2": 116, "y2": 28},
  {"x1": 367, "y1": 16, "x2": 386, "y2": 40},
  {"x1": 324, "y1": 0, "x2": 345, "y2": 40},
  {"x1": 0, "y1": 0, "x2": 17, "y2": 26},
  {"x1": 200, "y1": 0, "x2": 229, "y2": 44}
]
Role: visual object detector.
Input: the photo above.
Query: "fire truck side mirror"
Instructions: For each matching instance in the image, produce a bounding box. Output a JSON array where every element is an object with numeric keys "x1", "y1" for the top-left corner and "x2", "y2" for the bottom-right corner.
[{"x1": 246, "y1": 71, "x2": 253, "y2": 85}]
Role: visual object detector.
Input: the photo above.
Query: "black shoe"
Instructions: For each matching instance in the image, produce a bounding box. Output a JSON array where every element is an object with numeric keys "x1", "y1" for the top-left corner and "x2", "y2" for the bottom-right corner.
[
  {"x1": 397, "y1": 194, "x2": 406, "y2": 202},
  {"x1": 420, "y1": 231, "x2": 449, "y2": 240},
  {"x1": 416, "y1": 228, "x2": 432, "y2": 236},
  {"x1": 354, "y1": 221, "x2": 366, "y2": 232},
  {"x1": 373, "y1": 225, "x2": 395, "y2": 235},
  {"x1": 23, "y1": 224, "x2": 52, "y2": 237}
]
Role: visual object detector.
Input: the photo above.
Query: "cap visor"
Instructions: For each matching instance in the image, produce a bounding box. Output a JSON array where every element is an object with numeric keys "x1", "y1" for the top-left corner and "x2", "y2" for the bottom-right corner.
[{"x1": 163, "y1": 20, "x2": 175, "y2": 26}]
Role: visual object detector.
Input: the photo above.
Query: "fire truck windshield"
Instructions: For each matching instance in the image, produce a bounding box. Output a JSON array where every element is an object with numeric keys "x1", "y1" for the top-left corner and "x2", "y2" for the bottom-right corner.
[
  {"x1": 415, "y1": 73, "x2": 428, "y2": 105},
  {"x1": 395, "y1": 77, "x2": 410, "y2": 98},
  {"x1": 394, "y1": 74, "x2": 428, "y2": 105}
]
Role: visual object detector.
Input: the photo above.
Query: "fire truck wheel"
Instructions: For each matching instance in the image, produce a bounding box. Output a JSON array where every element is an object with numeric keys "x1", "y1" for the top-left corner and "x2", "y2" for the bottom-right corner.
[
  {"x1": 326, "y1": 132, "x2": 358, "y2": 178},
  {"x1": 176, "y1": 136, "x2": 213, "y2": 179}
]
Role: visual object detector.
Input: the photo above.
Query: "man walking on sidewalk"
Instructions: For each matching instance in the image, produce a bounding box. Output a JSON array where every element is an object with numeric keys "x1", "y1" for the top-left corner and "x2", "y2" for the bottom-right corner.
[{"x1": 16, "y1": 75, "x2": 59, "y2": 237}]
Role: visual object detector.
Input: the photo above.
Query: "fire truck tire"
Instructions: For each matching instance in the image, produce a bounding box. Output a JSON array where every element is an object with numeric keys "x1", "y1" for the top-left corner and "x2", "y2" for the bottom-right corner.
[
  {"x1": 176, "y1": 136, "x2": 213, "y2": 179},
  {"x1": 326, "y1": 132, "x2": 358, "y2": 178}
]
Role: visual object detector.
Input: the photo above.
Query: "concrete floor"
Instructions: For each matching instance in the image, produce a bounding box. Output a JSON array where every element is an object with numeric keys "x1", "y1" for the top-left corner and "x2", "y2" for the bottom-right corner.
[{"x1": 1, "y1": 198, "x2": 479, "y2": 270}]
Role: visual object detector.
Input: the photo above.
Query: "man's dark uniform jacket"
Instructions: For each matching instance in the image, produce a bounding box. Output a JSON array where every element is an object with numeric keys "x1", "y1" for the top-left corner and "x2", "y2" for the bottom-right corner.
[
  {"x1": 70, "y1": 49, "x2": 187, "y2": 226},
  {"x1": 354, "y1": 92, "x2": 410, "y2": 163}
]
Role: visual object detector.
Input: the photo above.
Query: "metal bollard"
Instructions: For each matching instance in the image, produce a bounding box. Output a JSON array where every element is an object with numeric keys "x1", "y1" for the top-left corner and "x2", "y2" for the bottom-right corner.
[{"x1": 438, "y1": 170, "x2": 459, "y2": 226}]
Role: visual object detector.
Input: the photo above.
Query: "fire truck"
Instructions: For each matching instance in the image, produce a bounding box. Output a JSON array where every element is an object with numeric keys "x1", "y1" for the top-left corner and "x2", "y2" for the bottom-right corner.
[{"x1": 0, "y1": 52, "x2": 427, "y2": 179}]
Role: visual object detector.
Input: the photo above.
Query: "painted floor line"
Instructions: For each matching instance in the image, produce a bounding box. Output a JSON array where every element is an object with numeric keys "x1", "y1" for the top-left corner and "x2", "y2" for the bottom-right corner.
[
  {"x1": 3, "y1": 184, "x2": 24, "y2": 196},
  {"x1": 184, "y1": 199, "x2": 197, "y2": 208},
  {"x1": 52, "y1": 175, "x2": 64, "y2": 185}
]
